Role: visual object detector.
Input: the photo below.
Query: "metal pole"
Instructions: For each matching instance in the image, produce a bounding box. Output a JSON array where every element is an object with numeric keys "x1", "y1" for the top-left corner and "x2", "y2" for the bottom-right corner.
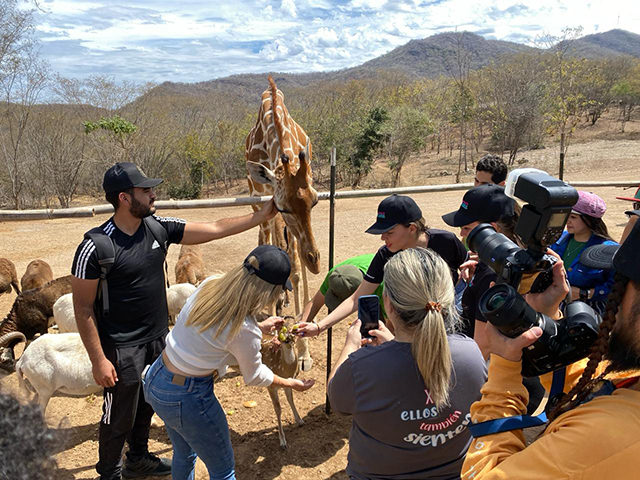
[{"x1": 325, "y1": 147, "x2": 336, "y2": 415}]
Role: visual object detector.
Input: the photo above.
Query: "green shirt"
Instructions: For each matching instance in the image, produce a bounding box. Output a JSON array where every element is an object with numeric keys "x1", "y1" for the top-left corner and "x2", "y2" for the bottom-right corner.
[
  {"x1": 319, "y1": 253, "x2": 385, "y2": 311},
  {"x1": 562, "y1": 237, "x2": 587, "y2": 267}
]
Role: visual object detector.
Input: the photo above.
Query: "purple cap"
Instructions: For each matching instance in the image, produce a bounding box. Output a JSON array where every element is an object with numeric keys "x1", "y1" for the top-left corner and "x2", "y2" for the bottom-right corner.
[{"x1": 572, "y1": 191, "x2": 607, "y2": 218}]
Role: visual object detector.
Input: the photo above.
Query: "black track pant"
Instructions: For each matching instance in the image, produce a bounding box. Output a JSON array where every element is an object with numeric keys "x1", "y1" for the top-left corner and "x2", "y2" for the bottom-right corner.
[{"x1": 96, "y1": 337, "x2": 165, "y2": 480}]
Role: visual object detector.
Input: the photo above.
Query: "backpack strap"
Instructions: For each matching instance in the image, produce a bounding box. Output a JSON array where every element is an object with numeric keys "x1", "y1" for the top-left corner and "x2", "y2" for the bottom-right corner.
[
  {"x1": 84, "y1": 227, "x2": 116, "y2": 319},
  {"x1": 144, "y1": 216, "x2": 170, "y2": 288}
]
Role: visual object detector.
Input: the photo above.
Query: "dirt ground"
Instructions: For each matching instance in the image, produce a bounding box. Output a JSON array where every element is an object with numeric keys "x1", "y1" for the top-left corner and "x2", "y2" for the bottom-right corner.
[{"x1": 1, "y1": 125, "x2": 639, "y2": 479}]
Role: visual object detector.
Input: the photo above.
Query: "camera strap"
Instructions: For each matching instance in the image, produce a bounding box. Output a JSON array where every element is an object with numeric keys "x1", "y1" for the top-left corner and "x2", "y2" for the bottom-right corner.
[{"x1": 468, "y1": 368, "x2": 566, "y2": 438}]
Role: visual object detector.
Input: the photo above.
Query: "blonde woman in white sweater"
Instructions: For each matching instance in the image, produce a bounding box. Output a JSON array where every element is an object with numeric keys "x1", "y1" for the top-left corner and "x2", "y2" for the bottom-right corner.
[{"x1": 142, "y1": 245, "x2": 315, "y2": 480}]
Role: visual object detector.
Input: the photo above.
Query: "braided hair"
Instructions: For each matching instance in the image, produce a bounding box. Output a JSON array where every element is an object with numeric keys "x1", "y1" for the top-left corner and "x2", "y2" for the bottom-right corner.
[{"x1": 547, "y1": 273, "x2": 629, "y2": 423}]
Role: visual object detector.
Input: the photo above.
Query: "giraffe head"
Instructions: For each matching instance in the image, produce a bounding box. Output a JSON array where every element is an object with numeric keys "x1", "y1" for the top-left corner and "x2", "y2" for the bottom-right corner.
[{"x1": 247, "y1": 146, "x2": 321, "y2": 274}]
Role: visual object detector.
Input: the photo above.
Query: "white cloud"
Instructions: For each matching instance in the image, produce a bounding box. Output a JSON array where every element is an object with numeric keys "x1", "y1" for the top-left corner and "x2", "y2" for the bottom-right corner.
[
  {"x1": 281, "y1": 0, "x2": 298, "y2": 18},
  {"x1": 28, "y1": 0, "x2": 640, "y2": 84}
]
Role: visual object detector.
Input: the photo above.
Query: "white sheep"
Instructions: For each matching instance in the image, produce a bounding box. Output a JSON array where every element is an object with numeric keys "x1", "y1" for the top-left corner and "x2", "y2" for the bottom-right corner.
[
  {"x1": 167, "y1": 283, "x2": 197, "y2": 325},
  {"x1": 52, "y1": 293, "x2": 76, "y2": 333},
  {"x1": 53, "y1": 282, "x2": 207, "y2": 331},
  {"x1": 15, "y1": 333, "x2": 102, "y2": 413}
]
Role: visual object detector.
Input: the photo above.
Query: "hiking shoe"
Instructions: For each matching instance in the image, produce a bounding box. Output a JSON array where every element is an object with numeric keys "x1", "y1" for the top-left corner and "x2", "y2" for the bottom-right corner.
[{"x1": 122, "y1": 452, "x2": 172, "y2": 478}]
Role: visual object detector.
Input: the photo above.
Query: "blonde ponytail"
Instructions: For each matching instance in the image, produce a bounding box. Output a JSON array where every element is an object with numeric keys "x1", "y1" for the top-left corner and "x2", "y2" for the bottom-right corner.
[{"x1": 383, "y1": 248, "x2": 460, "y2": 408}]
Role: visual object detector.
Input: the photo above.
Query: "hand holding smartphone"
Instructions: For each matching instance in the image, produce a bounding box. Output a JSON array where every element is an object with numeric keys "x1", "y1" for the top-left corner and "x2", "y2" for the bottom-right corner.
[{"x1": 358, "y1": 295, "x2": 380, "y2": 339}]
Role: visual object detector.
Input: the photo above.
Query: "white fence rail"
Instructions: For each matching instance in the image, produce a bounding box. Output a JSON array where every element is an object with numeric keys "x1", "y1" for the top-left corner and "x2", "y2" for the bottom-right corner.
[{"x1": 1, "y1": 180, "x2": 638, "y2": 222}]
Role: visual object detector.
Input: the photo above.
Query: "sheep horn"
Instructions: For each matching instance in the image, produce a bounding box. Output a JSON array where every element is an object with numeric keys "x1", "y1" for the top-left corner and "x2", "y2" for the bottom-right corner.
[{"x1": 0, "y1": 331, "x2": 26, "y2": 348}]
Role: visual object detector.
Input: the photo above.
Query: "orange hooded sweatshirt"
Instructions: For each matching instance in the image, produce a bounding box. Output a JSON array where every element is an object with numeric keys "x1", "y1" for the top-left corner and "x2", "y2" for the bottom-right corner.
[{"x1": 462, "y1": 355, "x2": 640, "y2": 480}]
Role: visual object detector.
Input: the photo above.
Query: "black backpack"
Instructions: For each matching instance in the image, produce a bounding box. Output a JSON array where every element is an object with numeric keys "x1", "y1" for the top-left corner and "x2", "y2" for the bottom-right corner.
[{"x1": 84, "y1": 216, "x2": 169, "y2": 318}]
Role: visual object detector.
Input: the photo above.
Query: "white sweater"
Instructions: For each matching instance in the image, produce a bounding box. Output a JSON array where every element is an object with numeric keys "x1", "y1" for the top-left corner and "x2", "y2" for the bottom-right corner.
[{"x1": 164, "y1": 277, "x2": 274, "y2": 387}]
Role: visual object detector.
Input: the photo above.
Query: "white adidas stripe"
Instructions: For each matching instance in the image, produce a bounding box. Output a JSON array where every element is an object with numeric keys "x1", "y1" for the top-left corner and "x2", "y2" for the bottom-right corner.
[
  {"x1": 153, "y1": 215, "x2": 186, "y2": 224},
  {"x1": 75, "y1": 240, "x2": 95, "y2": 279},
  {"x1": 102, "y1": 392, "x2": 113, "y2": 425}
]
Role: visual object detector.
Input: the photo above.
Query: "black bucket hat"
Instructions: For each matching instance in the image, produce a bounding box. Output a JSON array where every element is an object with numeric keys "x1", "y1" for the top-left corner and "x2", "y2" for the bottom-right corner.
[
  {"x1": 244, "y1": 245, "x2": 293, "y2": 291},
  {"x1": 365, "y1": 195, "x2": 422, "y2": 234},
  {"x1": 103, "y1": 162, "x2": 163, "y2": 193},
  {"x1": 442, "y1": 185, "x2": 515, "y2": 227},
  {"x1": 580, "y1": 220, "x2": 640, "y2": 283}
]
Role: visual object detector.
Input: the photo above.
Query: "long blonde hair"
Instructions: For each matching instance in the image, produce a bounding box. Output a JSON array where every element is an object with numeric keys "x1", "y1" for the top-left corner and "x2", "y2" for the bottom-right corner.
[
  {"x1": 383, "y1": 248, "x2": 461, "y2": 408},
  {"x1": 185, "y1": 255, "x2": 282, "y2": 339}
]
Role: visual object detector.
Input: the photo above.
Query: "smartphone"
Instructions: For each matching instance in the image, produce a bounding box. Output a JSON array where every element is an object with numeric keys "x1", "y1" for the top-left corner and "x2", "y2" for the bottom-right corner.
[{"x1": 358, "y1": 295, "x2": 380, "y2": 339}]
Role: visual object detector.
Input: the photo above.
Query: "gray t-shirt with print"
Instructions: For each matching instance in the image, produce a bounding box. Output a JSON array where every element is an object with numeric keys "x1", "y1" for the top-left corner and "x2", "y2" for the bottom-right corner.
[{"x1": 328, "y1": 335, "x2": 487, "y2": 480}]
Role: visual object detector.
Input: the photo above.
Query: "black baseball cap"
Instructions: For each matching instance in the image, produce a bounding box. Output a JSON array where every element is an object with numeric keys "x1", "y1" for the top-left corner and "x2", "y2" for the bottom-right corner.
[
  {"x1": 442, "y1": 185, "x2": 515, "y2": 227},
  {"x1": 365, "y1": 195, "x2": 422, "y2": 234},
  {"x1": 103, "y1": 162, "x2": 163, "y2": 193},
  {"x1": 244, "y1": 245, "x2": 293, "y2": 291},
  {"x1": 580, "y1": 220, "x2": 640, "y2": 283}
]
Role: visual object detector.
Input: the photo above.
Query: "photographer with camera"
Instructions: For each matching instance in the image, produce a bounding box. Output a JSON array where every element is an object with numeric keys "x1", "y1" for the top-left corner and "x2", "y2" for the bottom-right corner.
[
  {"x1": 550, "y1": 191, "x2": 618, "y2": 315},
  {"x1": 442, "y1": 185, "x2": 521, "y2": 355},
  {"x1": 328, "y1": 248, "x2": 486, "y2": 480},
  {"x1": 462, "y1": 220, "x2": 640, "y2": 480}
]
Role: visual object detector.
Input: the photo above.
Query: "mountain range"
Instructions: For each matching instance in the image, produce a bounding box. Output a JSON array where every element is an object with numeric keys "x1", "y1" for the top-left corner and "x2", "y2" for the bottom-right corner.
[{"x1": 147, "y1": 29, "x2": 640, "y2": 104}]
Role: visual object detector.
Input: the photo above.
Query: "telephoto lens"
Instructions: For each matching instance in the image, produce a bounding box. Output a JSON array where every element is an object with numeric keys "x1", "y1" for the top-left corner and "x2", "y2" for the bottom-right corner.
[
  {"x1": 479, "y1": 284, "x2": 540, "y2": 338},
  {"x1": 467, "y1": 224, "x2": 520, "y2": 278}
]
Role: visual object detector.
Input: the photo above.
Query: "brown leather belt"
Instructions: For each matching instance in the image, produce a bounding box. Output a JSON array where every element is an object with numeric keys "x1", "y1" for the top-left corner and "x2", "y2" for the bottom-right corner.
[{"x1": 170, "y1": 370, "x2": 219, "y2": 386}]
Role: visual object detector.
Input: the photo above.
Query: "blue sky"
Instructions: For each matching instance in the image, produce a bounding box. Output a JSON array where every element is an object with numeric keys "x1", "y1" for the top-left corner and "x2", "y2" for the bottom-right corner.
[{"x1": 30, "y1": 0, "x2": 640, "y2": 84}]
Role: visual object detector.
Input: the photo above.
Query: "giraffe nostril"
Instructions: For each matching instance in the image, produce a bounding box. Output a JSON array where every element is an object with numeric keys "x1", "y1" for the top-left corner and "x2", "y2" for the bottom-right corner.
[{"x1": 307, "y1": 252, "x2": 317, "y2": 265}]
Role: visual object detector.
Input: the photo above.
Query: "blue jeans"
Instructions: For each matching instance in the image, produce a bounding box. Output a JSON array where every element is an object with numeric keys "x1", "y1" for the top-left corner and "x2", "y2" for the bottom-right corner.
[{"x1": 142, "y1": 355, "x2": 236, "y2": 480}]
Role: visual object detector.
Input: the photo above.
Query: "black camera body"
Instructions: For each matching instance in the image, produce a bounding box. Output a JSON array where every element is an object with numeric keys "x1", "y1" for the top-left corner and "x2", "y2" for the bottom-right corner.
[{"x1": 469, "y1": 169, "x2": 602, "y2": 377}]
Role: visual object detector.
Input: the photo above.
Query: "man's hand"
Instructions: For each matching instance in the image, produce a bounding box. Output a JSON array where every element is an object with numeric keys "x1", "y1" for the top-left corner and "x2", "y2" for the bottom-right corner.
[
  {"x1": 485, "y1": 322, "x2": 543, "y2": 362},
  {"x1": 259, "y1": 316, "x2": 285, "y2": 335},
  {"x1": 524, "y1": 251, "x2": 569, "y2": 320},
  {"x1": 257, "y1": 199, "x2": 278, "y2": 222},
  {"x1": 92, "y1": 357, "x2": 118, "y2": 388}
]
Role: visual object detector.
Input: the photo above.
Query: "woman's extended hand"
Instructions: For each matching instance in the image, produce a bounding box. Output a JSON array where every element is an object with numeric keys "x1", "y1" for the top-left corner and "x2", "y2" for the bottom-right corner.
[
  {"x1": 258, "y1": 316, "x2": 285, "y2": 335},
  {"x1": 296, "y1": 322, "x2": 321, "y2": 337},
  {"x1": 289, "y1": 378, "x2": 315, "y2": 392},
  {"x1": 367, "y1": 321, "x2": 394, "y2": 346}
]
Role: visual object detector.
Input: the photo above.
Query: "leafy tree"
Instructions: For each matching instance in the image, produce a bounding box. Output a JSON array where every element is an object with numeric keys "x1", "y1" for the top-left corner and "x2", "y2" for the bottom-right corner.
[
  {"x1": 349, "y1": 106, "x2": 388, "y2": 187},
  {"x1": 610, "y1": 62, "x2": 640, "y2": 132},
  {"x1": 83, "y1": 115, "x2": 138, "y2": 160},
  {"x1": 383, "y1": 106, "x2": 432, "y2": 187}
]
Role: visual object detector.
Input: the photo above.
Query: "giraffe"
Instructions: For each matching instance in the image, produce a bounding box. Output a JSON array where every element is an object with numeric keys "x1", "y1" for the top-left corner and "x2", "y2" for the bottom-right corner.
[{"x1": 246, "y1": 75, "x2": 320, "y2": 372}]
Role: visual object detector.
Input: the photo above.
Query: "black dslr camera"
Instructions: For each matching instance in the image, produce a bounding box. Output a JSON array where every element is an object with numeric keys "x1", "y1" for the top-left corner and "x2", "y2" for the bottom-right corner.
[{"x1": 467, "y1": 169, "x2": 602, "y2": 377}]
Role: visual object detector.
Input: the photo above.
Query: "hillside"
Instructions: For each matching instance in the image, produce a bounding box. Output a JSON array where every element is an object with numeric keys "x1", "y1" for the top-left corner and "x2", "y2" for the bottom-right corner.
[
  {"x1": 567, "y1": 29, "x2": 640, "y2": 59},
  {"x1": 346, "y1": 32, "x2": 535, "y2": 78},
  {"x1": 144, "y1": 29, "x2": 640, "y2": 104}
]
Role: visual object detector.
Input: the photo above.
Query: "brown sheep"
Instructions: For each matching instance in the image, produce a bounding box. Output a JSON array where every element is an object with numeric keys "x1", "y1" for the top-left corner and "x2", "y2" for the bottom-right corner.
[
  {"x1": 175, "y1": 244, "x2": 206, "y2": 285},
  {"x1": 0, "y1": 258, "x2": 20, "y2": 296},
  {"x1": 0, "y1": 275, "x2": 73, "y2": 372},
  {"x1": 21, "y1": 260, "x2": 54, "y2": 291},
  {"x1": 260, "y1": 318, "x2": 304, "y2": 449}
]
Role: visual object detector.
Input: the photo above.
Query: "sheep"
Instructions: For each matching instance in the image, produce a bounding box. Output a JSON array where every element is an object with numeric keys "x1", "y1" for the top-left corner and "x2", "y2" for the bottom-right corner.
[
  {"x1": 175, "y1": 244, "x2": 206, "y2": 285},
  {"x1": 52, "y1": 281, "x2": 207, "y2": 332},
  {"x1": 0, "y1": 275, "x2": 72, "y2": 372},
  {"x1": 167, "y1": 283, "x2": 197, "y2": 325},
  {"x1": 52, "y1": 293, "x2": 76, "y2": 333},
  {"x1": 20, "y1": 260, "x2": 54, "y2": 292},
  {"x1": 14, "y1": 332, "x2": 102, "y2": 413},
  {"x1": 0, "y1": 258, "x2": 20, "y2": 297},
  {"x1": 260, "y1": 318, "x2": 304, "y2": 449}
]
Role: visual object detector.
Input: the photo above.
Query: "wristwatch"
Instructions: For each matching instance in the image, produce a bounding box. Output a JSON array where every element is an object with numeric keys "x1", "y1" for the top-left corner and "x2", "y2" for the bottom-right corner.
[{"x1": 579, "y1": 288, "x2": 590, "y2": 301}]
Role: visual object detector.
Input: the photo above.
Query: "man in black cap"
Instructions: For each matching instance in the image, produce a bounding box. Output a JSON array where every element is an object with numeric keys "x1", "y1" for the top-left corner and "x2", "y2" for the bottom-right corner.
[
  {"x1": 462, "y1": 220, "x2": 640, "y2": 479},
  {"x1": 71, "y1": 163, "x2": 277, "y2": 480}
]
